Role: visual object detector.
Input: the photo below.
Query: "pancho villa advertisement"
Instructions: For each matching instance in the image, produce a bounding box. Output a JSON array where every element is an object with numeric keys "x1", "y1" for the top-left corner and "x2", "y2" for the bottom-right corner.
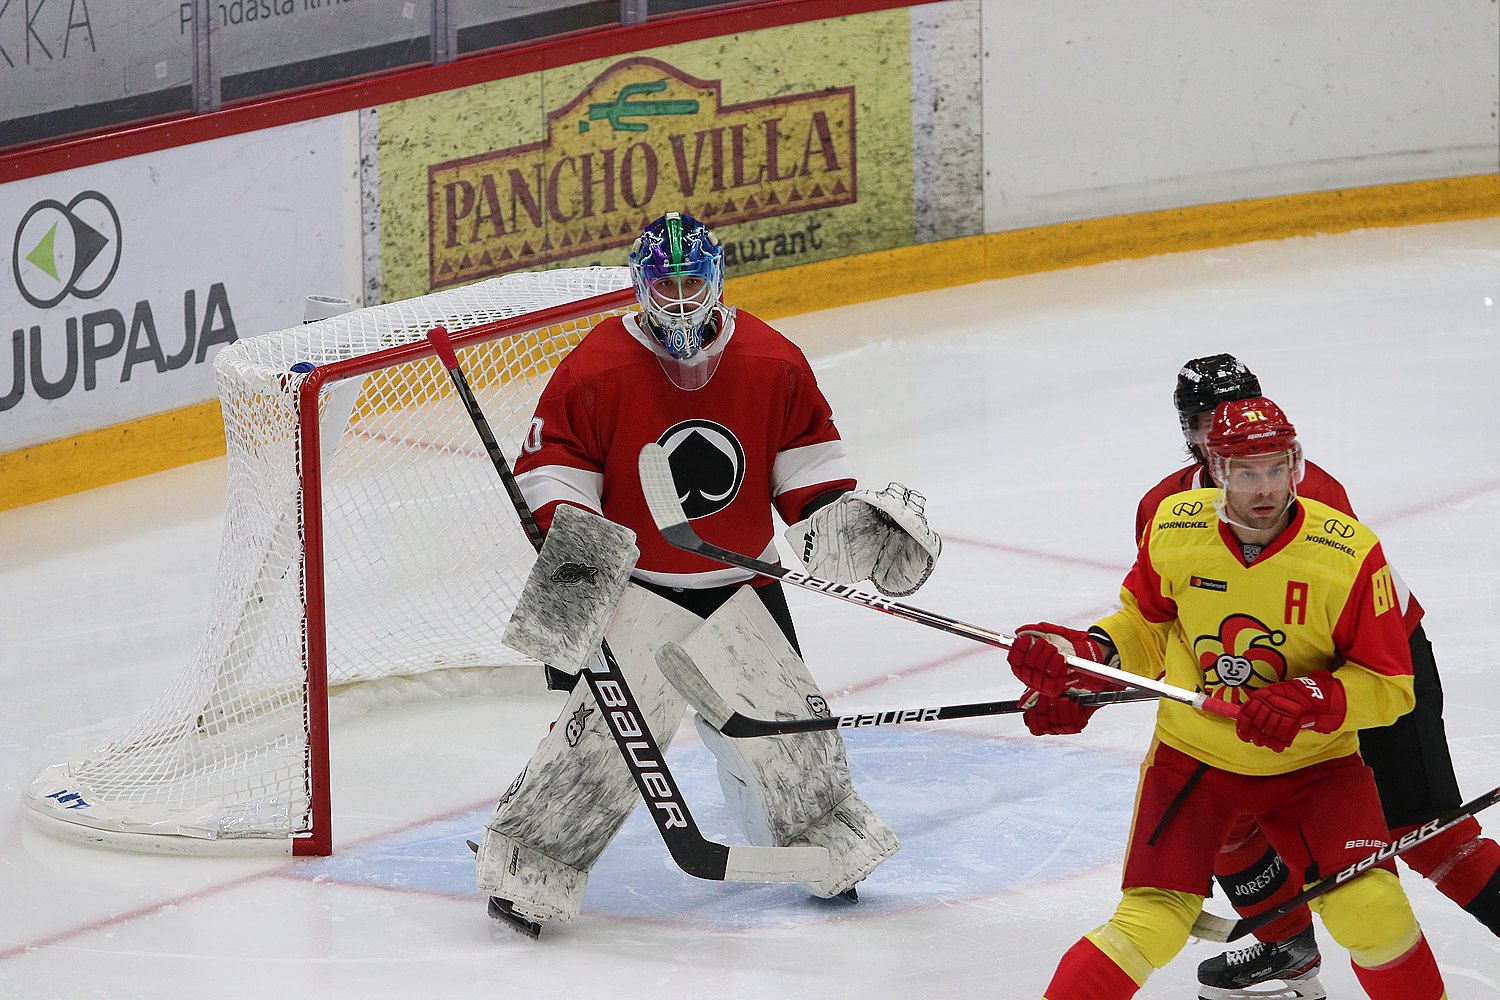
[{"x1": 376, "y1": 11, "x2": 915, "y2": 301}]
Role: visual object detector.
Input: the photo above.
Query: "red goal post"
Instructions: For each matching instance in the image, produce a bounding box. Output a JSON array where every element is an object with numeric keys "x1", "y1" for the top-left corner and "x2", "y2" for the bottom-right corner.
[{"x1": 23, "y1": 268, "x2": 635, "y2": 856}]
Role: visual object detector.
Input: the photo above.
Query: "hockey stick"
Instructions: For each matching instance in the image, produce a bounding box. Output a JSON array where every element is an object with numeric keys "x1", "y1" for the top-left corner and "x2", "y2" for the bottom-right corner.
[
  {"x1": 1191, "y1": 782, "x2": 1500, "y2": 942},
  {"x1": 656, "y1": 641, "x2": 1158, "y2": 737},
  {"x1": 427, "y1": 328, "x2": 829, "y2": 884},
  {"x1": 638, "y1": 443, "x2": 1239, "y2": 722}
]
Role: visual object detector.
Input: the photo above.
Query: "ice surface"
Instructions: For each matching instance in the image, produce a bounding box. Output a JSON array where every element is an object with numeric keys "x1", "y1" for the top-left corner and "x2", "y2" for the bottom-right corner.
[{"x1": 3, "y1": 219, "x2": 1498, "y2": 998}]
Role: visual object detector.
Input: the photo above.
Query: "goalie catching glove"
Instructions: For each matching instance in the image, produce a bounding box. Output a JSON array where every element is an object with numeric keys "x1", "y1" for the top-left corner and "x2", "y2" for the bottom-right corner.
[{"x1": 784, "y1": 483, "x2": 941, "y2": 597}]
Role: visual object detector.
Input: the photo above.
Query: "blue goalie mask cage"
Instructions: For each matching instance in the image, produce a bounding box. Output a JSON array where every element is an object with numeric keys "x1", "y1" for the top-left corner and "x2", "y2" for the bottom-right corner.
[{"x1": 628, "y1": 212, "x2": 725, "y2": 361}]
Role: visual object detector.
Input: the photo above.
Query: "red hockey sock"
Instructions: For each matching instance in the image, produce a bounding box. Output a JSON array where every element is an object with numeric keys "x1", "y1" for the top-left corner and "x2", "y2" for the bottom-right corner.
[
  {"x1": 1350, "y1": 933, "x2": 1444, "y2": 999},
  {"x1": 1213, "y1": 826, "x2": 1313, "y2": 942},
  {"x1": 1397, "y1": 817, "x2": 1500, "y2": 914},
  {"x1": 1042, "y1": 937, "x2": 1140, "y2": 1000}
]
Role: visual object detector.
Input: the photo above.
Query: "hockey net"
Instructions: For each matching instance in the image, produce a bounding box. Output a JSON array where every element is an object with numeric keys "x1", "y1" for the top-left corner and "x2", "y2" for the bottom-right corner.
[{"x1": 23, "y1": 267, "x2": 635, "y2": 855}]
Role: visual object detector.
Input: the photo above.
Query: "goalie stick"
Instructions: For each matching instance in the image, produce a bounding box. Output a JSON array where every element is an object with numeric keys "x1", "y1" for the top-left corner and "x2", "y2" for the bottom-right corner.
[
  {"x1": 426, "y1": 327, "x2": 829, "y2": 884},
  {"x1": 656, "y1": 641, "x2": 1158, "y2": 737},
  {"x1": 1191, "y1": 782, "x2": 1500, "y2": 942},
  {"x1": 637, "y1": 443, "x2": 1239, "y2": 722}
]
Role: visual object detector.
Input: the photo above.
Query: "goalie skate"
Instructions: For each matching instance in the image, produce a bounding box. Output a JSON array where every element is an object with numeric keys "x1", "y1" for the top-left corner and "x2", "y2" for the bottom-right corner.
[
  {"x1": 1197, "y1": 926, "x2": 1325, "y2": 1000},
  {"x1": 486, "y1": 896, "x2": 543, "y2": 940},
  {"x1": 468, "y1": 840, "x2": 544, "y2": 940}
]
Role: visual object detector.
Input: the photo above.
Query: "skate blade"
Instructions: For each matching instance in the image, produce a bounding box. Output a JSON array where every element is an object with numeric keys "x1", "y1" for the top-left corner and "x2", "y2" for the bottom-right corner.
[
  {"x1": 1198, "y1": 969, "x2": 1326, "y2": 1000},
  {"x1": 470, "y1": 840, "x2": 544, "y2": 941},
  {"x1": 487, "y1": 896, "x2": 542, "y2": 940}
]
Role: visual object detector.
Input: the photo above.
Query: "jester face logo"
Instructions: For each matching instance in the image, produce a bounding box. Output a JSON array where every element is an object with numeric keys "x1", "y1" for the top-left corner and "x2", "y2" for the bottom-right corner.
[{"x1": 1195, "y1": 614, "x2": 1288, "y2": 706}]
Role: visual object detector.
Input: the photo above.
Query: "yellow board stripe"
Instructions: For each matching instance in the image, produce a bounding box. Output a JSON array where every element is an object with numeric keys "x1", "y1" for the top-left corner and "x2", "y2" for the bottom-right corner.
[
  {"x1": 2, "y1": 401, "x2": 226, "y2": 512},
  {"x1": 730, "y1": 173, "x2": 1500, "y2": 319},
  {"x1": 4, "y1": 174, "x2": 1495, "y2": 512}
]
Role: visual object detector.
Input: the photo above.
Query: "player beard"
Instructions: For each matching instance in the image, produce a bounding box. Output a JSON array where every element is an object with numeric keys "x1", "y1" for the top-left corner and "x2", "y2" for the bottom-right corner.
[{"x1": 1227, "y1": 490, "x2": 1290, "y2": 534}]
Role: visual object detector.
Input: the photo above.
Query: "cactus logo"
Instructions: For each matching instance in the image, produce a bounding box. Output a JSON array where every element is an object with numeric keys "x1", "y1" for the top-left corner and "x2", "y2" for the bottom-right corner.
[{"x1": 12, "y1": 191, "x2": 123, "y2": 309}]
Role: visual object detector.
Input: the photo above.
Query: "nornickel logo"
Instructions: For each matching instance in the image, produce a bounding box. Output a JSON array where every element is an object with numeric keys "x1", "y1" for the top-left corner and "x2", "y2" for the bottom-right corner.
[
  {"x1": 1173, "y1": 500, "x2": 1204, "y2": 517},
  {"x1": 13, "y1": 191, "x2": 122, "y2": 308},
  {"x1": 1323, "y1": 518, "x2": 1355, "y2": 539}
]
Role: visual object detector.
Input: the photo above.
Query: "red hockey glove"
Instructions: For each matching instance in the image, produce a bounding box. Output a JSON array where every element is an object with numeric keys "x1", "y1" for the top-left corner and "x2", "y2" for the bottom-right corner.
[
  {"x1": 1021, "y1": 690, "x2": 1099, "y2": 736},
  {"x1": 1007, "y1": 623, "x2": 1113, "y2": 698},
  {"x1": 1235, "y1": 670, "x2": 1347, "y2": 753}
]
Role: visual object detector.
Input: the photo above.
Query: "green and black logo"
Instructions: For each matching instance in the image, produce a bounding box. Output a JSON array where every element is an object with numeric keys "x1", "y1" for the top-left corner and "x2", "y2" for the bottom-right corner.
[{"x1": 13, "y1": 191, "x2": 122, "y2": 309}]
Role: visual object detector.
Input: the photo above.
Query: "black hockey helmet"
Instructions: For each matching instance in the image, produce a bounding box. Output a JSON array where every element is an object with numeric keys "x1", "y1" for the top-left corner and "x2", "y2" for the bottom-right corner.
[{"x1": 1173, "y1": 354, "x2": 1262, "y2": 459}]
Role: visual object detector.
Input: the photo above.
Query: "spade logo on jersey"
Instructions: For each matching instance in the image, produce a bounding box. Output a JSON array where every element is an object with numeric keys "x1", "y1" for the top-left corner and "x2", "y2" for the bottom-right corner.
[
  {"x1": 1195, "y1": 613, "x2": 1288, "y2": 706},
  {"x1": 656, "y1": 419, "x2": 746, "y2": 519}
]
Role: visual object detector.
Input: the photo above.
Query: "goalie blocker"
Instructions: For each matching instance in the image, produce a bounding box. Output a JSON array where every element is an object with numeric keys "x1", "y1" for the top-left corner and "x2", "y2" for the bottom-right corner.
[{"x1": 502, "y1": 504, "x2": 639, "y2": 674}]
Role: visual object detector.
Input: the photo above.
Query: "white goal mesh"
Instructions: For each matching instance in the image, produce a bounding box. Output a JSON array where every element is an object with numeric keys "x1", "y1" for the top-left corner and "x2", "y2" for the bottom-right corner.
[{"x1": 23, "y1": 267, "x2": 635, "y2": 854}]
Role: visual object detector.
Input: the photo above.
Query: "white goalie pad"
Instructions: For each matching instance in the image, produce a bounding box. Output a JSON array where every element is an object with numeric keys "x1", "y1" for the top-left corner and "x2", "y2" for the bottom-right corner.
[
  {"x1": 502, "y1": 504, "x2": 638, "y2": 673},
  {"x1": 784, "y1": 483, "x2": 941, "y2": 597},
  {"x1": 481, "y1": 584, "x2": 700, "y2": 918},
  {"x1": 680, "y1": 587, "x2": 900, "y2": 895},
  {"x1": 788, "y1": 790, "x2": 901, "y2": 898},
  {"x1": 474, "y1": 827, "x2": 588, "y2": 923}
]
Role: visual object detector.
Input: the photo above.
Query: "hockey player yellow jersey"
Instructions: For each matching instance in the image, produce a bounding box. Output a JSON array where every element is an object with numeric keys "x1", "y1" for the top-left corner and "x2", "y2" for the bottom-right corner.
[{"x1": 1097, "y1": 489, "x2": 1414, "y2": 776}]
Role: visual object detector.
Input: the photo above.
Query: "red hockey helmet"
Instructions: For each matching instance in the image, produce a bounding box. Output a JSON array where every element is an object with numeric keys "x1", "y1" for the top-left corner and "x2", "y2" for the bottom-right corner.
[{"x1": 1205, "y1": 397, "x2": 1304, "y2": 486}]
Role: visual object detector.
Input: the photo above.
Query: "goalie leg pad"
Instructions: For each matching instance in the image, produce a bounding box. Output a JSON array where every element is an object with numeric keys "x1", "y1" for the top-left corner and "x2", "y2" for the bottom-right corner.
[
  {"x1": 485, "y1": 585, "x2": 699, "y2": 889},
  {"x1": 502, "y1": 504, "x2": 639, "y2": 674},
  {"x1": 475, "y1": 826, "x2": 588, "y2": 923},
  {"x1": 680, "y1": 587, "x2": 900, "y2": 894},
  {"x1": 787, "y1": 789, "x2": 902, "y2": 898}
]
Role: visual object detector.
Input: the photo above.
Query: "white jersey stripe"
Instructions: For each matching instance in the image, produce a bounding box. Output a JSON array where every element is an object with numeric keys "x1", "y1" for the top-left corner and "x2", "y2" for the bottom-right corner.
[
  {"x1": 1388, "y1": 563, "x2": 1413, "y2": 616},
  {"x1": 772, "y1": 440, "x2": 854, "y2": 497},
  {"x1": 515, "y1": 465, "x2": 605, "y2": 515}
]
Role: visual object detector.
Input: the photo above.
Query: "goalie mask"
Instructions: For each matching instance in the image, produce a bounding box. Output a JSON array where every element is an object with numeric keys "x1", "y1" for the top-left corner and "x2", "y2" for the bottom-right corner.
[
  {"x1": 1174, "y1": 354, "x2": 1262, "y2": 462},
  {"x1": 628, "y1": 212, "x2": 731, "y2": 390},
  {"x1": 1204, "y1": 397, "x2": 1304, "y2": 533}
]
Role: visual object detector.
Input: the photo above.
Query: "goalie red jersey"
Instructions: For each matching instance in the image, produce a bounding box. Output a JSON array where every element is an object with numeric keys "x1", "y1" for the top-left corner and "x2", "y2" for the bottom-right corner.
[{"x1": 513, "y1": 310, "x2": 855, "y2": 589}]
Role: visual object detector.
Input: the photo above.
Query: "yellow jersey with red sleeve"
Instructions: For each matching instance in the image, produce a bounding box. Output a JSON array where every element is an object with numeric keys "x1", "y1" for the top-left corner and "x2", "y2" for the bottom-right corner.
[{"x1": 1096, "y1": 488, "x2": 1414, "y2": 776}]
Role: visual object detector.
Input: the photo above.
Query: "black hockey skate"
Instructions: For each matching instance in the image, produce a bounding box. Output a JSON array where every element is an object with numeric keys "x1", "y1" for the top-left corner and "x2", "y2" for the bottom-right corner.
[
  {"x1": 487, "y1": 896, "x2": 542, "y2": 940},
  {"x1": 1197, "y1": 926, "x2": 1325, "y2": 1000},
  {"x1": 467, "y1": 839, "x2": 543, "y2": 940}
]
